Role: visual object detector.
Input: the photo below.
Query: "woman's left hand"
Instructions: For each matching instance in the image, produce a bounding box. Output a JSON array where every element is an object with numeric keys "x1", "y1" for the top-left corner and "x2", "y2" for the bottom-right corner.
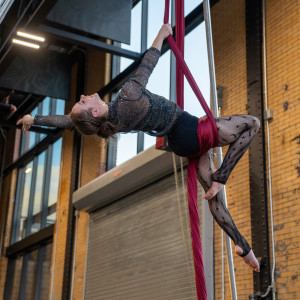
[{"x1": 16, "y1": 114, "x2": 34, "y2": 134}]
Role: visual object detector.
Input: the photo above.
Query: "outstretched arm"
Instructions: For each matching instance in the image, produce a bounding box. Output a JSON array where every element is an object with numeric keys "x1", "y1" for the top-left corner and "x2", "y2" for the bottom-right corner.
[
  {"x1": 119, "y1": 24, "x2": 172, "y2": 100},
  {"x1": 17, "y1": 114, "x2": 74, "y2": 134}
]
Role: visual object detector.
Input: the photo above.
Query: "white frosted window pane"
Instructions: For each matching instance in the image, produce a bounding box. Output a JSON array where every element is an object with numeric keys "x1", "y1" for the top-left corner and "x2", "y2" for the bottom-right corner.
[
  {"x1": 184, "y1": 23, "x2": 210, "y2": 117},
  {"x1": 116, "y1": 133, "x2": 138, "y2": 166},
  {"x1": 185, "y1": 0, "x2": 203, "y2": 16},
  {"x1": 144, "y1": 134, "x2": 156, "y2": 151}
]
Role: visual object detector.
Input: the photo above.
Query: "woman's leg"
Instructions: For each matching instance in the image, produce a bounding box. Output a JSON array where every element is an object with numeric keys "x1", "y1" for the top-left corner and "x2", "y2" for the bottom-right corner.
[
  {"x1": 203, "y1": 114, "x2": 260, "y2": 200},
  {"x1": 197, "y1": 151, "x2": 260, "y2": 272}
]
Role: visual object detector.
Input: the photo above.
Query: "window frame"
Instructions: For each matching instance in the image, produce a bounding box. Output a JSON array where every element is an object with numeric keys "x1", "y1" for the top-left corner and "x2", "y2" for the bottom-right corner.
[
  {"x1": 11, "y1": 98, "x2": 63, "y2": 244},
  {"x1": 107, "y1": 0, "x2": 177, "y2": 169}
]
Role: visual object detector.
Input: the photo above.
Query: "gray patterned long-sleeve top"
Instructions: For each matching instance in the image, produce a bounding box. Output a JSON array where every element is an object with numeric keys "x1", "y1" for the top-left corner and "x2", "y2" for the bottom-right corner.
[{"x1": 34, "y1": 47, "x2": 183, "y2": 137}]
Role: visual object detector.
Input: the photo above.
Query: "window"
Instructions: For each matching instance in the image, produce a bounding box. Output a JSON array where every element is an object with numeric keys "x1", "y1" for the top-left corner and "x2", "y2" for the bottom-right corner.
[
  {"x1": 4, "y1": 243, "x2": 53, "y2": 299},
  {"x1": 108, "y1": 0, "x2": 210, "y2": 168},
  {"x1": 11, "y1": 97, "x2": 64, "y2": 243},
  {"x1": 116, "y1": 2, "x2": 142, "y2": 166}
]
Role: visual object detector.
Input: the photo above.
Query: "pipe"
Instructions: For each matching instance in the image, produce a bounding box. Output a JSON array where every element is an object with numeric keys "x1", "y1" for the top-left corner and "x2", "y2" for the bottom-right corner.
[
  {"x1": 0, "y1": 127, "x2": 7, "y2": 259},
  {"x1": 262, "y1": 0, "x2": 276, "y2": 299},
  {"x1": 203, "y1": 1, "x2": 238, "y2": 299}
]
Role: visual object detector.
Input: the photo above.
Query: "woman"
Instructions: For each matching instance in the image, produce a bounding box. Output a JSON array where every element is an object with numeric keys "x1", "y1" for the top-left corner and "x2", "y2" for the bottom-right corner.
[{"x1": 18, "y1": 24, "x2": 260, "y2": 272}]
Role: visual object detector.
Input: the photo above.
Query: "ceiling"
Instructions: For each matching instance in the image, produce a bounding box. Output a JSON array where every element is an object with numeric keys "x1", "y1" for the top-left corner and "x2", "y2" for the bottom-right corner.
[{"x1": 0, "y1": 0, "x2": 135, "y2": 131}]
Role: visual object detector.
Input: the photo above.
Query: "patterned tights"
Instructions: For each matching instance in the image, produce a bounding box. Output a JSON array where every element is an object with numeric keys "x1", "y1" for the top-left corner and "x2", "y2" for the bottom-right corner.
[{"x1": 197, "y1": 114, "x2": 260, "y2": 256}]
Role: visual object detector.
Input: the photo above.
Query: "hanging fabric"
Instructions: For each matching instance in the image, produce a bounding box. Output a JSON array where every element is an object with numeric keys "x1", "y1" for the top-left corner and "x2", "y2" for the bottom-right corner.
[{"x1": 164, "y1": 1, "x2": 219, "y2": 299}]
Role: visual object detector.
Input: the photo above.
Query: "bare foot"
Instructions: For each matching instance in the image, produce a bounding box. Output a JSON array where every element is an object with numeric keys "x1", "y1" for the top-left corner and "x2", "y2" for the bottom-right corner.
[
  {"x1": 235, "y1": 245, "x2": 260, "y2": 272},
  {"x1": 203, "y1": 170, "x2": 224, "y2": 200}
]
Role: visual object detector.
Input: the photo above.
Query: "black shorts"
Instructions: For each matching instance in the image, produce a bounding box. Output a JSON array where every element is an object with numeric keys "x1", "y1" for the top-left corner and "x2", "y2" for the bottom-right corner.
[{"x1": 167, "y1": 111, "x2": 200, "y2": 157}]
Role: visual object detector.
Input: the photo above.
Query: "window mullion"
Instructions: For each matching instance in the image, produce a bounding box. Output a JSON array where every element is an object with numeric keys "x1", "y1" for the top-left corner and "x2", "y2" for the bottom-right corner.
[
  {"x1": 11, "y1": 168, "x2": 25, "y2": 244},
  {"x1": 33, "y1": 245, "x2": 46, "y2": 299},
  {"x1": 25, "y1": 156, "x2": 39, "y2": 236},
  {"x1": 136, "y1": 0, "x2": 148, "y2": 153},
  {"x1": 107, "y1": 44, "x2": 121, "y2": 170},
  {"x1": 18, "y1": 253, "x2": 29, "y2": 300},
  {"x1": 41, "y1": 144, "x2": 53, "y2": 228},
  {"x1": 3, "y1": 259, "x2": 16, "y2": 299},
  {"x1": 40, "y1": 98, "x2": 57, "y2": 228}
]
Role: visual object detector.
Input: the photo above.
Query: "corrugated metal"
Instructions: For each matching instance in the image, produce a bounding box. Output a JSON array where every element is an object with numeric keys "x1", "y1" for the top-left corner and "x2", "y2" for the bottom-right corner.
[{"x1": 85, "y1": 171, "x2": 204, "y2": 299}]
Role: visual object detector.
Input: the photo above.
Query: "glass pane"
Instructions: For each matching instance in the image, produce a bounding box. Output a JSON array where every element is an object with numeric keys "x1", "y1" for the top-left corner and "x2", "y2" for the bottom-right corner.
[
  {"x1": 120, "y1": 57, "x2": 134, "y2": 73},
  {"x1": 144, "y1": 49, "x2": 171, "y2": 151},
  {"x1": 4, "y1": 257, "x2": 23, "y2": 300},
  {"x1": 20, "y1": 107, "x2": 38, "y2": 155},
  {"x1": 39, "y1": 243, "x2": 52, "y2": 299},
  {"x1": 56, "y1": 99, "x2": 65, "y2": 114},
  {"x1": 144, "y1": 134, "x2": 156, "y2": 151},
  {"x1": 147, "y1": 1, "x2": 168, "y2": 48},
  {"x1": 148, "y1": 50, "x2": 171, "y2": 100},
  {"x1": 116, "y1": 3, "x2": 142, "y2": 164},
  {"x1": 116, "y1": 133, "x2": 138, "y2": 166},
  {"x1": 31, "y1": 151, "x2": 46, "y2": 234},
  {"x1": 47, "y1": 138, "x2": 63, "y2": 226},
  {"x1": 185, "y1": 0, "x2": 203, "y2": 17},
  {"x1": 122, "y1": 1, "x2": 141, "y2": 52},
  {"x1": 24, "y1": 249, "x2": 39, "y2": 299},
  {"x1": 16, "y1": 162, "x2": 33, "y2": 241},
  {"x1": 42, "y1": 97, "x2": 50, "y2": 115},
  {"x1": 39, "y1": 97, "x2": 51, "y2": 140},
  {"x1": 184, "y1": 22, "x2": 210, "y2": 117},
  {"x1": 120, "y1": 2, "x2": 141, "y2": 72}
]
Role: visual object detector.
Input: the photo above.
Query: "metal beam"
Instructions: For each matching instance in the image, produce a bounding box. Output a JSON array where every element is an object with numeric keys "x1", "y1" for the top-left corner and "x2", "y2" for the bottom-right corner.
[
  {"x1": 245, "y1": 0, "x2": 271, "y2": 298},
  {"x1": 5, "y1": 224, "x2": 54, "y2": 258},
  {"x1": 39, "y1": 24, "x2": 142, "y2": 61},
  {"x1": 0, "y1": 121, "x2": 59, "y2": 134}
]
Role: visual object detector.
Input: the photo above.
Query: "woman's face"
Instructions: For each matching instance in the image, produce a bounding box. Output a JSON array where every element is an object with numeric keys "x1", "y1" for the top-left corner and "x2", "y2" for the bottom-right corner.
[{"x1": 71, "y1": 93, "x2": 107, "y2": 117}]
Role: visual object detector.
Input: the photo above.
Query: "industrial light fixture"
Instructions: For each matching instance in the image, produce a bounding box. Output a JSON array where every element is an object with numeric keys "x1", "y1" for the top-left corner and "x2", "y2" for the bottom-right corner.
[
  {"x1": 25, "y1": 167, "x2": 32, "y2": 174},
  {"x1": 16, "y1": 31, "x2": 45, "y2": 42},
  {"x1": 12, "y1": 39, "x2": 40, "y2": 49}
]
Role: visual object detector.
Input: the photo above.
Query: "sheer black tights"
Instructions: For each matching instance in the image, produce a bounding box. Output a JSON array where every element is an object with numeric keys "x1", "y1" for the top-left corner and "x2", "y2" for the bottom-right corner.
[
  {"x1": 212, "y1": 115, "x2": 260, "y2": 184},
  {"x1": 196, "y1": 115, "x2": 260, "y2": 256},
  {"x1": 197, "y1": 150, "x2": 251, "y2": 256}
]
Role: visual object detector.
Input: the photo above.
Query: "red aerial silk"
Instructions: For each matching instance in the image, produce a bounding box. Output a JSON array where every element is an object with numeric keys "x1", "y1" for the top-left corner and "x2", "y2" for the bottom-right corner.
[{"x1": 164, "y1": 1, "x2": 219, "y2": 299}]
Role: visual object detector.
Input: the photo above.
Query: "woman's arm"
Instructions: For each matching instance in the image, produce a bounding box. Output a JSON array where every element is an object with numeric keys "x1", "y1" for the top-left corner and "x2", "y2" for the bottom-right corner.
[
  {"x1": 119, "y1": 24, "x2": 172, "y2": 100},
  {"x1": 17, "y1": 114, "x2": 74, "y2": 134},
  {"x1": 151, "y1": 23, "x2": 173, "y2": 51}
]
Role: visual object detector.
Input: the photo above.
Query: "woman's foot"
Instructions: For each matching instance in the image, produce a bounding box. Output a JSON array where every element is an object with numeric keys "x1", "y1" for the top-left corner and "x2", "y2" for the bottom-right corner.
[
  {"x1": 203, "y1": 170, "x2": 224, "y2": 200},
  {"x1": 235, "y1": 245, "x2": 260, "y2": 272}
]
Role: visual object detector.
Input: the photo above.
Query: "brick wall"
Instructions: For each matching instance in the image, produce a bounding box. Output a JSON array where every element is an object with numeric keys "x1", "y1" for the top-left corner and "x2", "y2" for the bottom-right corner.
[
  {"x1": 212, "y1": 0, "x2": 300, "y2": 299},
  {"x1": 0, "y1": 170, "x2": 18, "y2": 299},
  {"x1": 264, "y1": 0, "x2": 300, "y2": 299}
]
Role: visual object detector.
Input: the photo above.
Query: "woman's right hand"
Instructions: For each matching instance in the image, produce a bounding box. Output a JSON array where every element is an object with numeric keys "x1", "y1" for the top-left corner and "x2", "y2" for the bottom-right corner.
[
  {"x1": 16, "y1": 114, "x2": 34, "y2": 134},
  {"x1": 157, "y1": 23, "x2": 173, "y2": 40},
  {"x1": 152, "y1": 24, "x2": 173, "y2": 51}
]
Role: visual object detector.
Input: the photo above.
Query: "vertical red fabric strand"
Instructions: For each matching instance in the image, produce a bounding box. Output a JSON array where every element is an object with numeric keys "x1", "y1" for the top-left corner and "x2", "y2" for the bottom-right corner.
[{"x1": 164, "y1": 1, "x2": 218, "y2": 299}]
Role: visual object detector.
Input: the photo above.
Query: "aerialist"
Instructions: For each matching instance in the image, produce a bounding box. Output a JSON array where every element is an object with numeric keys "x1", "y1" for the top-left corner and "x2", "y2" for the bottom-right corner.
[{"x1": 17, "y1": 24, "x2": 260, "y2": 272}]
